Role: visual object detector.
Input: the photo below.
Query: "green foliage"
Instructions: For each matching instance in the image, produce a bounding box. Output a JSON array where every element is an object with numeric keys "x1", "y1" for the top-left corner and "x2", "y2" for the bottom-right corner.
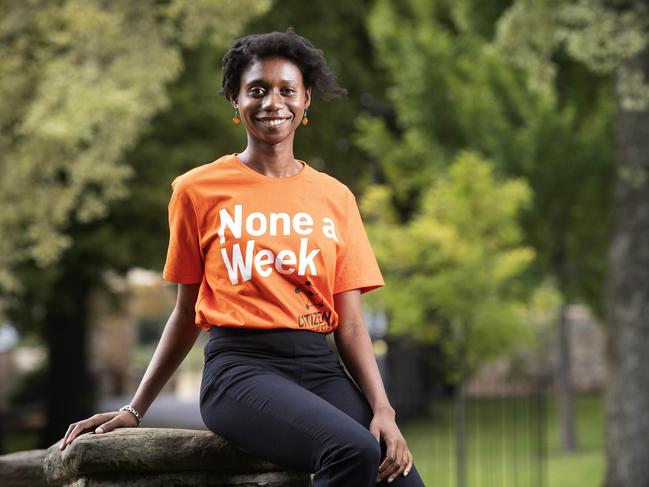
[
  {"x1": 361, "y1": 152, "x2": 547, "y2": 379},
  {"x1": 494, "y1": 0, "x2": 618, "y2": 313},
  {"x1": 358, "y1": 0, "x2": 614, "y2": 323},
  {"x1": 353, "y1": 0, "x2": 615, "y2": 381},
  {"x1": 512, "y1": 89, "x2": 614, "y2": 313},
  {"x1": 0, "y1": 0, "x2": 270, "y2": 318},
  {"x1": 357, "y1": 0, "x2": 541, "y2": 217},
  {"x1": 496, "y1": 0, "x2": 649, "y2": 110}
]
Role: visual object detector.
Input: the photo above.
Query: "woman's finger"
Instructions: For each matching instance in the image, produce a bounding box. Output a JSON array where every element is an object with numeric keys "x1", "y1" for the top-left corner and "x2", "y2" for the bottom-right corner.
[
  {"x1": 59, "y1": 413, "x2": 115, "y2": 450},
  {"x1": 380, "y1": 438, "x2": 397, "y2": 472},
  {"x1": 384, "y1": 440, "x2": 405, "y2": 482},
  {"x1": 61, "y1": 423, "x2": 86, "y2": 449},
  {"x1": 377, "y1": 438, "x2": 399, "y2": 482},
  {"x1": 390, "y1": 443, "x2": 409, "y2": 481},
  {"x1": 95, "y1": 411, "x2": 135, "y2": 433},
  {"x1": 60, "y1": 423, "x2": 76, "y2": 449},
  {"x1": 67, "y1": 419, "x2": 94, "y2": 444},
  {"x1": 377, "y1": 448, "x2": 391, "y2": 476},
  {"x1": 403, "y1": 450, "x2": 413, "y2": 476},
  {"x1": 377, "y1": 450, "x2": 390, "y2": 481},
  {"x1": 95, "y1": 414, "x2": 119, "y2": 433}
]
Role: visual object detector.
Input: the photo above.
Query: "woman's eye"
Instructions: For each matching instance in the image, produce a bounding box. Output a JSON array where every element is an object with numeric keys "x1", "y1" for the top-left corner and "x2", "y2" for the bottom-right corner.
[
  {"x1": 282, "y1": 88, "x2": 296, "y2": 95},
  {"x1": 249, "y1": 88, "x2": 265, "y2": 96}
]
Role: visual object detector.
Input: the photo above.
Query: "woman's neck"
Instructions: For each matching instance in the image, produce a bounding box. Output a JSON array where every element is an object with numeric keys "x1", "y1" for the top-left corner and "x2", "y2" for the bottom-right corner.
[{"x1": 237, "y1": 139, "x2": 302, "y2": 178}]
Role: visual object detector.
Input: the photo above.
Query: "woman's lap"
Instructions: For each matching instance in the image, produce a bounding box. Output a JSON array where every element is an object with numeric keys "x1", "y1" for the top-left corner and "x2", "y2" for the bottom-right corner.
[
  {"x1": 200, "y1": 358, "x2": 380, "y2": 473},
  {"x1": 200, "y1": 342, "x2": 426, "y2": 486}
]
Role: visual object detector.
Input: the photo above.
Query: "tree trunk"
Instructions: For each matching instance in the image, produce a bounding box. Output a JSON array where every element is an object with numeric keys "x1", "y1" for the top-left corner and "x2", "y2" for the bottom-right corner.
[
  {"x1": 39, "y1": 264, "x2": 96, "y2": 448},
  {"x1": 604, "y1": 45, "x2": 649, "y2": 487},
  {"x1": 557, "y1": 302, "x2": 576, "y2": 452}
]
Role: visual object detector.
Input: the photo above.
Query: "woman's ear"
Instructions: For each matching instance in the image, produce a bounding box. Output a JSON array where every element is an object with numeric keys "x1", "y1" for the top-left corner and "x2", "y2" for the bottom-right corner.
[
  {"x1": 230, "y1": 97, "x2": 238, "y2": 109},
  {"x1": 304, "y1": 86, "x2": 312, "y2": 110}
]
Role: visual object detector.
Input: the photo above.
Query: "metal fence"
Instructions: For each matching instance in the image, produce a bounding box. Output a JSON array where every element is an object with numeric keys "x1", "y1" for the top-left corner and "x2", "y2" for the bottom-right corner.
[
  {"x1": 376, "y1": 331, "x2": 549, "y2": 487},
  {"x1": 445, "y1": 386, "x2": 548, "y2": 487}
]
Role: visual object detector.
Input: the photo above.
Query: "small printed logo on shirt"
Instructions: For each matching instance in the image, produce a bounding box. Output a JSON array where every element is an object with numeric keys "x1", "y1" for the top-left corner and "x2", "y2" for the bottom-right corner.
[
  {"x1": 295, "y1": 280, "x2": 324, "y2": 310},
  {"x1": 295, "y1": 280, "x2": 334, "y2": 332}
]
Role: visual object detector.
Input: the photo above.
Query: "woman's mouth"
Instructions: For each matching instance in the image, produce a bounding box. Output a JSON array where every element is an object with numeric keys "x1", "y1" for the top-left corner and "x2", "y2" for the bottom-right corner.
[{"x1": 257, "y1": 117, "x2": 290, "y2": 127}]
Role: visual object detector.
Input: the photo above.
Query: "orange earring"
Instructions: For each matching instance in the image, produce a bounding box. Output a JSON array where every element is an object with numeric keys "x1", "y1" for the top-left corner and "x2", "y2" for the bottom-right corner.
[
  {"x1": 302, "y1": 108, "x2": 309, "y2": 126},
  {"x1": 232, "y1": 108, "x2": 240, "y2": 125}
]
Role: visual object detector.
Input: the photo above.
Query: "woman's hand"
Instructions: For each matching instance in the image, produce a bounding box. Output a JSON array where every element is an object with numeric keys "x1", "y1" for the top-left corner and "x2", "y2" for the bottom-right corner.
[
  {"x1": 59, "y1": 411, "x2": 139, "y2": 451},
  {"x1": 369, "y1": 410, "x2": 413, "y2": 484}
]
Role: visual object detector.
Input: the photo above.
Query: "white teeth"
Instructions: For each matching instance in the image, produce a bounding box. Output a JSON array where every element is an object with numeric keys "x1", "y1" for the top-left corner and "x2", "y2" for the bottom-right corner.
[{"x1": 260, "y1": 119, "x2": 285, "y2": 126}]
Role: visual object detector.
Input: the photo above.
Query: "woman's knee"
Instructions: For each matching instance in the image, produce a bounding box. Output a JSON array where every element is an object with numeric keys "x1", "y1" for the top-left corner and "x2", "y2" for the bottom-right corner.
[
  {"x1": 326, "y1": 430, "x2": 381, "y2": 470},
  {"x1": 358, "y1": 434, "x2": 382, "y2": 469}
]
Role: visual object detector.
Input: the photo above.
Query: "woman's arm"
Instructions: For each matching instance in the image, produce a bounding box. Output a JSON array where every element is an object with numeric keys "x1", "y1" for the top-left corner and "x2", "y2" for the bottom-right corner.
[
  {"x1": 129, "y1": 282, "x2": 201, "y2": 417},
  {"x1": 332, "y1": 290, "x2": 394, "y2": 416},
  {"x1": 332, "y1": 289, "x2": 413, "y2": 483},
  {"x1": 60, "y1": 282, "x2": 201, "y2": 450}
]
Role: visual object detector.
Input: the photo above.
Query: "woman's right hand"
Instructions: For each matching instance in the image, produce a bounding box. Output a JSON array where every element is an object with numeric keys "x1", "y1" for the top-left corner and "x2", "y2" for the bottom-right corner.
[{"x1": 59, "y1": 410, "x2": 139, "y2": 451}]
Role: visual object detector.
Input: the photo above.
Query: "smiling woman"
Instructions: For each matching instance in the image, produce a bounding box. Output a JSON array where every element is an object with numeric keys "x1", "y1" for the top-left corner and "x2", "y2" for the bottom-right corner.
[
  {"x1": 234, "y1": 55, "x2": 309, "y2": 151},
  {"x1": 58, "y1": 28, "x2": 425, "y2": 487},
  {"x1": 219, "y1": 29, "x2": 346, "y2": 178}
]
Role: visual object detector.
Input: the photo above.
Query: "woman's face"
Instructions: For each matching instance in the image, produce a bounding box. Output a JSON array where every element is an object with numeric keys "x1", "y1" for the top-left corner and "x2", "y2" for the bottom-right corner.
[{"x1": 233, "y1": 55, "x2": 311, "y2": 146}]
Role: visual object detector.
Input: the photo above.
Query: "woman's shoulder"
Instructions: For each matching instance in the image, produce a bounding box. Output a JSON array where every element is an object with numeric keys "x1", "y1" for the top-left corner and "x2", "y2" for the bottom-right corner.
[{"x1": 169, "y1": 154, "x2": 234, "y2": 191}]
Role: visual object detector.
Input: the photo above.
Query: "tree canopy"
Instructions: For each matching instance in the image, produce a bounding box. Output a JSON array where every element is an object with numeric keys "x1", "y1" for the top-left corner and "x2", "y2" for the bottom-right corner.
[{"x1": 0, "y1": 0, "x2": 270, "y2": 319}]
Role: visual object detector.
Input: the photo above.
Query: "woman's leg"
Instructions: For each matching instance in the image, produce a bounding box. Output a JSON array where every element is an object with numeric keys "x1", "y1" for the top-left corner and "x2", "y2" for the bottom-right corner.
[
  {"x1": 300, "y1": 358, "x2": 427, "y2": 486},
  {"x1": 200, "y1": 358, "x2": 382, "y2": 487}
]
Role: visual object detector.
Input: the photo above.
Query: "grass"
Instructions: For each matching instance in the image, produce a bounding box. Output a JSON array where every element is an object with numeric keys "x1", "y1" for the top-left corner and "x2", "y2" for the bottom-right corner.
[
  {"x1": 401, "y1": 394, "x2": 605, "y2": 487},
  {"x1": 546, "y1": 394, "x2": 605, "y2": 487}
]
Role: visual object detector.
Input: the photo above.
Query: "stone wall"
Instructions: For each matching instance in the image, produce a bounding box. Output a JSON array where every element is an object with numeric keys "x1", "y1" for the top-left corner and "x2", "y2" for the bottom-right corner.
[
  {"x1": 0, "y1": 428, "x2": 312, "y2": 486},
  {"x1": 0, "y1": 449, "x2": 48, "y2": 487}
]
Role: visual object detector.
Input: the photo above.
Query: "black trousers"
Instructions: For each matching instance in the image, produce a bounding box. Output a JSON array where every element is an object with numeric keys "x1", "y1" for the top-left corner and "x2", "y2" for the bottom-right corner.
[{"x1": 200, "y1": 326, "x2": 426, "y2": 487}]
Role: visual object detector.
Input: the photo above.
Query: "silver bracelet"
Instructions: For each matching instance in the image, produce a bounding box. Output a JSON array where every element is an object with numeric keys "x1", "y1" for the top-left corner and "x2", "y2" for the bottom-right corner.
[{"x1": 119, "y1": 404, "x2": 143, "y2": 426}]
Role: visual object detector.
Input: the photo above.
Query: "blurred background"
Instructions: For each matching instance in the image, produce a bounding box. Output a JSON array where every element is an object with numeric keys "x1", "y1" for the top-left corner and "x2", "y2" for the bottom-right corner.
[{"x1": 1, "y1": 1, "x2": 648, "y2": 486}]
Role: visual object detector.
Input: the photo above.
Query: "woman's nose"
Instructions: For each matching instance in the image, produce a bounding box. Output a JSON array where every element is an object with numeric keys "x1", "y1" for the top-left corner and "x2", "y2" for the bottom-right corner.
[{"x1": 262, "y1": 89, "x2": 282, "y2": 111}]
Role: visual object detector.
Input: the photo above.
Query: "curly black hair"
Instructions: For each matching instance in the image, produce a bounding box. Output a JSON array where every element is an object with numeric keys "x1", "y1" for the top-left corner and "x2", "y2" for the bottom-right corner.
[{"x1": 219, "y1": 28, "x2": 347, "y2": 102}]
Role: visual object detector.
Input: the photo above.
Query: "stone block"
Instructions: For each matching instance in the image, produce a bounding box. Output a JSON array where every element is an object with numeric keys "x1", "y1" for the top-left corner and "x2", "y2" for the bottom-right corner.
[
  {"x1": 43, "y1": 428, "x2": 312, "y2": 486},
  {"x1": 0, "y1": 449, "x2": 49, "y2": 487}
]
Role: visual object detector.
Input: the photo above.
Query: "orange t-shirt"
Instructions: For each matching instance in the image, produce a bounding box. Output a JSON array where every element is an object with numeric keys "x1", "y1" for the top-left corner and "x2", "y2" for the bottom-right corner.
[{"x1": 162, "y1": 154, "x2": 384, "y2": 333}]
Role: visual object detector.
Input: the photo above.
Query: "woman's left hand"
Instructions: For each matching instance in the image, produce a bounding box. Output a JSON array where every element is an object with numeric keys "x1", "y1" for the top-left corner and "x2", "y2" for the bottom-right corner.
[{"x1": 369, "y1": 409, "x2": 413, "y2": 483}]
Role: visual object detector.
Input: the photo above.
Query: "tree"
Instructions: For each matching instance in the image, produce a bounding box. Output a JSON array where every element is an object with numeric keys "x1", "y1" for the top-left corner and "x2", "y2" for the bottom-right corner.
[
  {"x1": 357, "y1": 0, "x2": 615, "y2": 454},
  {"x1": 496, "y1": 1, "x2": 649, "y2": 483},
  {"x1": 0, "y1": 0, "x2": 269, "y2": 319},
  {"x1": 361, "y1": 152, "x2": 539, "y2": 373},
  {"x1": 361, "y1": 151, "x2": 552, "y2": 487},
  {"x1": 0, "y1": 0, "x2": 269, "y2": 449}
]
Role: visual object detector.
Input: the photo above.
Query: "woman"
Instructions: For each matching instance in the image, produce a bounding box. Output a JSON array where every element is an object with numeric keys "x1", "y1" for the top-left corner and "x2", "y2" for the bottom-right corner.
[{"x1": 60, "y1": 29, "x2": 425, "y2": 486}]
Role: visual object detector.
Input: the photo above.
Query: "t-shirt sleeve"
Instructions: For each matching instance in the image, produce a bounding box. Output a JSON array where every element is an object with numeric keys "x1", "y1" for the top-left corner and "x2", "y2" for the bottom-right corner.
[
  {"x1": 333, "y1": 188, "x2": 385, "y2": 295},
  {"x1": 162, "y1": 179, "x2": 204, "y2": 284}
]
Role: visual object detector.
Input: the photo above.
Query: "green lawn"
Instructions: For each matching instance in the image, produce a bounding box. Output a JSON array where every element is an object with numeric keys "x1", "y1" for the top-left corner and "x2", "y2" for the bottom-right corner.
[{"x1": 401, "y1": 394, "x2": 605, "y2": 487}]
